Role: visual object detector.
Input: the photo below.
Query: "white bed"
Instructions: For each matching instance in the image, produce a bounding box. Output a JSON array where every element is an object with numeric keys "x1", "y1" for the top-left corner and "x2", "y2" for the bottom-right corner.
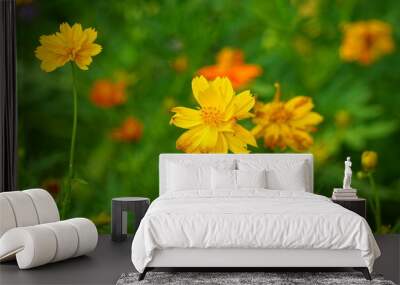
[{"x1": 131, "y1": 154, "x2": 380, "y2": 280}]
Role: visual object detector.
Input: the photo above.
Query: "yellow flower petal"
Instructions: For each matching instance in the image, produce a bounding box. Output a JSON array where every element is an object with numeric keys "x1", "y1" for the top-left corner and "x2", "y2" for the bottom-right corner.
[
  {"x1": 83, "y1": 28, "x2": 98, "y2": 43},
  {"x1": 263, "y1": 124, "x2": 281, "y2": 149},
  {"x1": 251, "y1": 124, "x2": 264, "y2": 138},
  {"x1": 285, "y1": 96, "x2": 314, "y2": 119},
  {"x1": 176, "y1": 125, "x2": 219, "y2": 153},
  {"x1": 232, "y1": 90, "x2": 255, "y2": 119},
  {"x1": 196, "y1": 84, "x2": 223, "y2": 109},
  {"x1": 288, "y1": 129, "x2": 313, "y2": 151},
  {"x1": 59, "y1": 22, "x2": 72, "y2": 36},
  {"x1": 176, "y1": 126, "x2": 205, "y2": 153},
  {"x1": 217, "y1": 120, "x2": 235, "y2": 133},
  {"x1": 233, "y1": 124, "x2": 257, "y2": 147},
  {"x1": 79, "y1": 43, "x2": 102, "y2": 57},
  {"x1": 191, "y1": 76, "x2": 209, "y2": 105},
  {"x1": 225, "y1": 132, "x2": 250, "y2": 154},
  {"x1": 197, "y1": 126, "x2": 218, "y2": 151},
  {"x1": 74, "y1": 55, "x2": 92, "y2": 70},
  {"x1": 35, "y1": 46, "x2": 69, "y2": 72},
  {"x1": 213, "y1": 133, "x2": 229, "y2": 153},
  {"x1": 210, "y1": 77, "x2": 234, "y2": 108},
  {"x1": 170, "y1": 107, "x2": 202, "y2": 129},
  {"x1": 291, "y1": 112, "x2": 323, "y2": 130}
]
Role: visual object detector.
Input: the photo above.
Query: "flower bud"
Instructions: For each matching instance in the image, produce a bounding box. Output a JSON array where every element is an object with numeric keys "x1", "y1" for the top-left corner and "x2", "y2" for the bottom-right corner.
[{"x1": 361, "y1": 151, "x2": 378, "y2": 171}]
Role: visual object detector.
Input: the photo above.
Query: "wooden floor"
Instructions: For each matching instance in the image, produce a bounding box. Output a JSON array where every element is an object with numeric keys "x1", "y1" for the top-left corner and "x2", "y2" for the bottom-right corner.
[{"x1": 0, "y1": 235, "x2": 398, "y2": 285}]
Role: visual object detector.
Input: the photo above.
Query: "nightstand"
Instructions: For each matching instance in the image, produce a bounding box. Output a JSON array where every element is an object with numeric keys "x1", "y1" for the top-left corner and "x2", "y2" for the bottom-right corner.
[
  {"x1": 111, "y1": 197, "x2": 150, "y2": 242},
  {"x1": 331, "y1": 198, "x2": 366, "y2": 219}
]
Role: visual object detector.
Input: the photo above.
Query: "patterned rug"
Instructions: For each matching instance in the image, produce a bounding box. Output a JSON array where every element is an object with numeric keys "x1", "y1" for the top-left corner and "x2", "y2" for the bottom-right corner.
[{"x1": 116, "y1": 271, "x2": 395, "y2": 285}]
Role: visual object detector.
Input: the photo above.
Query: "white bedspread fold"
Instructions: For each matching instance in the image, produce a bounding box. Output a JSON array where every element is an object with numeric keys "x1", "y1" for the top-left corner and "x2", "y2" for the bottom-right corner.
[{"x1": 131, "y1": 190, "x2": 380, "y2": 273}]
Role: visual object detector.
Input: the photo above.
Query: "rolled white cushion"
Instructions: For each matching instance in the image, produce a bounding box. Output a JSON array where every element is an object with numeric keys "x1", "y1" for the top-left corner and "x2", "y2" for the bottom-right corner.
[
  {"x1": 0, "y1": 218, "x2": 98, "y2": 269},
  {"x1": 65, "y1": 218, "x2": 98, "y2": 257},
  {"x1": 0, "y1": 196, "x2": 17, "y2": 237},
  {"x1": 42, "y1": 221, "x2": 79, "y2": 262},
  {"x1": 23, "y1": 189, "x2": 59, "y2": 224},
  {"x1": 0, "y1": 191, "x2": 39, "y2": 227},
  {"x1": 0, "y1": 226, "x2": 57, "y2": 269}
]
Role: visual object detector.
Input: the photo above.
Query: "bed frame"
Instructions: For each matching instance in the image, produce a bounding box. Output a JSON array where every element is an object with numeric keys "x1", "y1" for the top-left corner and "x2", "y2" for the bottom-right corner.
[{"x1": 139, "y1": 154, "x2": 371, "y2": 280}]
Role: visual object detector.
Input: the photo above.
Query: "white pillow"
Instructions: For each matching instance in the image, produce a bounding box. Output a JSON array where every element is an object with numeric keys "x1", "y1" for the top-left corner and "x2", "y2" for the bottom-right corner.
[
  {"x1": 238, "y1": 159, "x2": 308, "y2": 191},
  {"x1": 236, "y1": 169, "x2": 267, "y2": 189},
  {"x1": 167, "y1": 162, "x2": 211, "y2": 191},
  {"x1": 211, "y1": 168, "x2": 236, "y2": 190},
  {"x1": 166, "y1": 159, "x2": 236, "y2": 192},
  {"x1": 211, "y1": 168, "x2": 268, "y2": 190}
]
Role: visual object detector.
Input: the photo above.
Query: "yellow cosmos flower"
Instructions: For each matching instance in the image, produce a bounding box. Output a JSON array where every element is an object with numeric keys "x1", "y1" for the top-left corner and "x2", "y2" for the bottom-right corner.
[
  {"x1": 252, "y1": 83, "x2": 323, "y2": 151},
  {"x1": 340, "y1": 20, "x2": 394, "y2": 65},
  {"x1": 35, "y1": 23, "x2": 102, "y2": 72},
  {"x1": 170, "y1": 76, "x2": 257, "y2": 153}
]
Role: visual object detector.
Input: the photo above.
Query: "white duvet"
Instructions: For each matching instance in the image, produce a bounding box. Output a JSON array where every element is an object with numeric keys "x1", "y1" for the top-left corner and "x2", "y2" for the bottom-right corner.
[{"x1": 131, "y1": 190, "x2": 380, "y2": 273}]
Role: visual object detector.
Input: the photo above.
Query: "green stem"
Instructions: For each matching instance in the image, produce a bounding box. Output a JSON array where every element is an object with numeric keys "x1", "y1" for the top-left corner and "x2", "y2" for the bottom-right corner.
[
  {"x1": 61, "y1": 63, "x2": 78, "y2": 219},
  {"x1": 368, "y1": 172, "x2": 381, "y2": 232}
]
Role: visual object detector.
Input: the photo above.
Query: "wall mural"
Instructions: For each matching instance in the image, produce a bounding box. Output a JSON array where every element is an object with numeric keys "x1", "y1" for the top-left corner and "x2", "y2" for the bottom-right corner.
[{"x1": 16, "y1": 0, "x2": 399, "y2": 233}]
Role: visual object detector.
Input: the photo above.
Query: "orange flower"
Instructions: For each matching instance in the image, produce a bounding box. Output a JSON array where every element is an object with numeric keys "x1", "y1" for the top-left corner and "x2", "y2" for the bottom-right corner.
[
  {"x1": 198, "y1": 48, "x2": 262, "y2": 89},
  {"x1": 340, "y1": 20, "x2": 395, "y2": 65},
  {"x1": 171, "y1": 55, "x2": 188, "y2": 73},
  {"x1": 90, "y1": 80, "x2": 126, "y2": 108},
  {"x1": 111, "y1": 117, "x2": 143, "y2": 142}
]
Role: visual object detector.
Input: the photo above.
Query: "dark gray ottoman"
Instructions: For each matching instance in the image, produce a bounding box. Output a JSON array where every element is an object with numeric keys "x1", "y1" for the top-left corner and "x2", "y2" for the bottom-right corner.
[{"x1": 111, "y1": 197, "x2": 150, "y2": 242}]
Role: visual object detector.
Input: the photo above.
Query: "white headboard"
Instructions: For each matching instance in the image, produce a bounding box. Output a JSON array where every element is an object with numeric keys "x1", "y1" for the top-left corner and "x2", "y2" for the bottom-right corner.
[{"x1": 159, "y1": 153, "x2": 314, "y2": 195}]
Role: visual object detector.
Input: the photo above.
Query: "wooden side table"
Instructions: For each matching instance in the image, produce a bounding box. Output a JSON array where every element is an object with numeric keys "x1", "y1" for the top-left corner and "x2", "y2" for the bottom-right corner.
[
  {"x1": 111, "y1": 197, "x2": 150, "y2": 242},
  {"x1": 331, "y1": 198, "x2": 366, "y2": 219}
]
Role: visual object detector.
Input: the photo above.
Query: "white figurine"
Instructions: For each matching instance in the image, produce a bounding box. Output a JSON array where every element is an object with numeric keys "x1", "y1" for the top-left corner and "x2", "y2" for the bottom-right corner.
[{"x1": 343, "y1": 157, "x2": 352, "y2": 189}]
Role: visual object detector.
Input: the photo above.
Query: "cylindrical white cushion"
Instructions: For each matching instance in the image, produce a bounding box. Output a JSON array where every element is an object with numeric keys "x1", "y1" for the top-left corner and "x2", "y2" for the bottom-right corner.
[
  {"x1": 0, "y1": 191, "x2": 39, "y2": 227},
  {"x1": 0, "y1": 218, "x2": 98, "y2": 269},
  {"x1": 23, "y1": 189, "x2": 59, "y2": 224},
  {"x1": 66, "y1": 218, "x2": 98, "y2": 257},
  {"x1": 42, "y1": 221, "x2": 79, "y2": 262},
  {"x1": 0, "y1": 189, "x2": 98, "y2": 269},
  {"x1": 0, "y1": 196, "x2": 17, "y2": 237},
  {"x1": 0, "y1": 226, "x2": 57, "y2": 269}
]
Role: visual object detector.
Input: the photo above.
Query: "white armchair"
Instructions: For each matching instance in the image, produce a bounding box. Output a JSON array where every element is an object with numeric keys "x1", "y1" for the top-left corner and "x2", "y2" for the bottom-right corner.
[{"x1": 0, "y1": 189, "x2": 98, "y2": 269}]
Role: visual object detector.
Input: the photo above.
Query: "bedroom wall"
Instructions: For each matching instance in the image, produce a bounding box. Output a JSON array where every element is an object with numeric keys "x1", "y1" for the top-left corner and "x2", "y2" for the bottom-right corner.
[{"x1": 15, "y1": 0, "x2": 400, "y2": 233}]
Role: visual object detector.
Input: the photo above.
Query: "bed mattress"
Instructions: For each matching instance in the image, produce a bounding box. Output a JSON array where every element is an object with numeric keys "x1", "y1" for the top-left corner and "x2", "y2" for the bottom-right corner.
[{"x1": 131, "y1": 190, "x2": 380, "y2": 273}]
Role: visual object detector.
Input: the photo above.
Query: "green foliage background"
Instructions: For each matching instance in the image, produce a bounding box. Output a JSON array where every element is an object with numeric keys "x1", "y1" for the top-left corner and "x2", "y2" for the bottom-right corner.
[{"x1": 16, "y1": 0, "x2": 400, "y2": 233}]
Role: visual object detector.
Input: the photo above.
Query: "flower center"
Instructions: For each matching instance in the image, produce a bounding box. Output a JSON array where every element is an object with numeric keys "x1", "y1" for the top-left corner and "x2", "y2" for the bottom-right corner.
[
  {"x1": 68, "y1": 47, "x2": 79, "y2": 60},
  {"x1": 364, "y1": 32, "x2": 375, "y2": 49},
  {"x1": 270, "y1": 106, "x2": 290, "y2": 123},
  {"x1": 201, "y1": 107, "x2": 223, "y2": 126}
]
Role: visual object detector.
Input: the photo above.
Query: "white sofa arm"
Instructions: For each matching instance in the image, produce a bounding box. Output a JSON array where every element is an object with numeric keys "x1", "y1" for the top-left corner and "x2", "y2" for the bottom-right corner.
[{"x1": 0, "y1": 218, "x2": 98, "y2": 269}]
